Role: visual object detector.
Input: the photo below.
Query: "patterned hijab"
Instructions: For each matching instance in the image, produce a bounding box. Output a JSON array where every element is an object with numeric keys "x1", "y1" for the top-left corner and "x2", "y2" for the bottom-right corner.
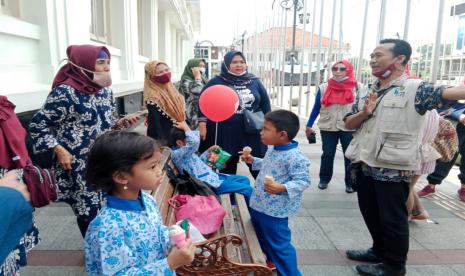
[
  {"x1": 143, "y1": 61, "x2": 186, "y2": 122},
  {"x1": 220, "y1": 50, "x2": 258, "y2": 86},
  {"x1": 52, "y1": 45, "x2": 110, "y2": 94},
  {"x1": 181, "y1": 58, "x2": 207, "y2": 84}
]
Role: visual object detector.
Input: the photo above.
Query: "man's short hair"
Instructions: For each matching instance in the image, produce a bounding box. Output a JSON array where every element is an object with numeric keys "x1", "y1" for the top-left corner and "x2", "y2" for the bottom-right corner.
[
  {"x1": 264, "y1": 110, "x2": 300, "y2": 140},
  {"x1": 379, "y1": 39, "x2": 412, "y2": 65}
]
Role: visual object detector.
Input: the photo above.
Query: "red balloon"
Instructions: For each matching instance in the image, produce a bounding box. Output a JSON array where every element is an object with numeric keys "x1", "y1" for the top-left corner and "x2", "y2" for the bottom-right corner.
[{"x1": 199, "y1": 85, "x2": 239, "y2": 122}]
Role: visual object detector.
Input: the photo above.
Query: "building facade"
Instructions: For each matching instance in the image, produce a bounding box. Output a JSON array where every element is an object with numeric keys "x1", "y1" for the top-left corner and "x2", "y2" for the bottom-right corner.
[{"x1": 0, "y1": 0, "x2": 200, "y2": 114}]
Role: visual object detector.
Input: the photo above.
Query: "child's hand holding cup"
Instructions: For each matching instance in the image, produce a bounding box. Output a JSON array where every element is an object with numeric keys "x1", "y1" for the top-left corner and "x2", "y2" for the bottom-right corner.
[{"x1": 169, "y1": 225, "x2": 186, "y2": 248}]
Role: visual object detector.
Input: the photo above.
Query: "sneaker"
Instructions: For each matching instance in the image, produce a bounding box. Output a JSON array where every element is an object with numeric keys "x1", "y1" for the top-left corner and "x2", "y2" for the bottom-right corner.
[
  {"x1": 266, "y1": 260, "x2": 276, "y2": 270},
  {"x1": 318, "y1": 182, "x2": 328, "y2": 190},
  {"x1": 417, "y1": 185, "x2": 435, "y2": 198},
  {"x1": 458, "y1": 188, "x2": 465, "y2": 202},
  {"x1": 411, "y1": 212, "x2": 430, "y2": 220}
]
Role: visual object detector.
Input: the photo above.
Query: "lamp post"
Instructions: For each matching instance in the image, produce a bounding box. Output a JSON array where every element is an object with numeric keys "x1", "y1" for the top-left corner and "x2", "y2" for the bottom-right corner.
[
  {"x1": 241, "y1": 31, "x2": 247, "y2": 53},
  {"x1": 274, "y1": 0, "x2": 302, "y2": 110}
]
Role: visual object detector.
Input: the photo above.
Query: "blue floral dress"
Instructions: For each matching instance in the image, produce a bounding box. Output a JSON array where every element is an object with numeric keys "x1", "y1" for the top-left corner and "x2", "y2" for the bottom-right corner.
[
  {"x1": 85, "y1": 192, "x2": 173, "y2": 275},
  {"x1": 29, "y1": 84, "x2": 117, "y2": 219}
]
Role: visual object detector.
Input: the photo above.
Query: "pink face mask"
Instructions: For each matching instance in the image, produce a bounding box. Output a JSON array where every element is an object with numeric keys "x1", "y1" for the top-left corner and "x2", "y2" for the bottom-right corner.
[
  {"x1": 68, "y1": 59, "x2": 112, "y2": 87},
  {"x1": 151, "y1": 72, "x2": 171, "y2": 84},
  {"x1": 372, "y1": 63, "x2": 396, "y2": 79}
]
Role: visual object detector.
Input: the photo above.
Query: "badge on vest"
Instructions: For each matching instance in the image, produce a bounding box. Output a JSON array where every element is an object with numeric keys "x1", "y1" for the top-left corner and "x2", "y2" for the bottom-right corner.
[{"x1": 392, "y1": 86, "x2": 406, "y2": 97}]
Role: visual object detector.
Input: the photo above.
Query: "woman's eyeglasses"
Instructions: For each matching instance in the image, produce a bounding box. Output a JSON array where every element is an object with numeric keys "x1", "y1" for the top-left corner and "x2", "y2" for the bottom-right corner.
[{"x1": 332, "y1": 67, "x2": 347, "y2": 72}]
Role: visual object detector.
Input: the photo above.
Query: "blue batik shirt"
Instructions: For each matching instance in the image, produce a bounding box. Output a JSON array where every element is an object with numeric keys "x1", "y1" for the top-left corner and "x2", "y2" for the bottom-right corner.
[
  {"x1": 171, "y1": 130, "x2": 223, "y2": 188},
  {"x1": 85, "y1": 192, "x2": 173, "y2": 276},
  {"x1": 249, "y1": 141, "x2": 311, "y2": 218}
]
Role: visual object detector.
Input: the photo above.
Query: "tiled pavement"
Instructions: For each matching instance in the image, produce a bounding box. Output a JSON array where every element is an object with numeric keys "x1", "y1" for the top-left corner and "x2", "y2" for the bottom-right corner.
[{"x1": 19, "y1": 119, "x2": 465, "y2": 276}]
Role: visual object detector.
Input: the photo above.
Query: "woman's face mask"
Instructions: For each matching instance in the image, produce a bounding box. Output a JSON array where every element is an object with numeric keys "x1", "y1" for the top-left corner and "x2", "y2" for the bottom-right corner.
[
  {"x1": 199, "y1": 67, "x2": 206, "y2": 74},
  {"x1": 151, "y1": 72, "x2": 172, "y2": 84},
  {"x1": 68, "y1": 59, "x2": 112, "y2": 87}
]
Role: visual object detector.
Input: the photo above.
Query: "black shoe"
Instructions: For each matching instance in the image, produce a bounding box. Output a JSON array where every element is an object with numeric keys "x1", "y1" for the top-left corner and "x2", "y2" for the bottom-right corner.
[
  {"x1": 318, "y1": 182, "x2": 328, "y2": 190},
  {"x1": 346, "y1": 248, "x2": 383, "y2": 263},
  {"x1": 346, "y1": 185, "x2": 355, "y2": 193},
  {"x1": 355, "y1": 263, "x2": 406, "y2": 276}
]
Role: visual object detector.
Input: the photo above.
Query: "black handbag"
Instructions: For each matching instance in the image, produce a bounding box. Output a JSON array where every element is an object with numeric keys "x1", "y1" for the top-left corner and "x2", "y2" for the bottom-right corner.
[
  {"x1": 164, "y1": 164, "x2": 220, "y2": 202},
  {"x1": 243, "y1": 109, "x2": 264, "y2": 134}
]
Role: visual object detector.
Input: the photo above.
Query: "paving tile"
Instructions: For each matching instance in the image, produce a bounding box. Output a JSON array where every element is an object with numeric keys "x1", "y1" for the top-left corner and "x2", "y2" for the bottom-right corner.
[
  {"x1": 19, "y1": 266, "x2": 84, "y2": 276},
  {"x1": 289, "y1": 217, "x2": 335, "y2": 250},
  {"x1": 33, "y1": 216, "x2": 83, "y2": 250},
  {"x1": 299, "y1": 265, "x2": 358, "y2": 276}
]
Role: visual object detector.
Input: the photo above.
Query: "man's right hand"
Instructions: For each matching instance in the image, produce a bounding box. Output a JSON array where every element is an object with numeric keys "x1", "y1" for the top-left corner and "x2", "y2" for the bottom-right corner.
[
  {"x1": 198, "y1": 122, "x2": 207, "y2": 141},
  {"x1": 459, "y1": 114, "x2": 465, "y2": 125},
  {"x1": 305, "y1": 127, "x2": 314, "y2": 137},
  {"x1": 0, "y1": 171, "x2": 30, "y2": 201},
  {"x1": 54, "y1": 145, "x2": 73, "y2": 171},
  {"x1": 362, "y1": 92, "x2": 378, "y2": 117}
]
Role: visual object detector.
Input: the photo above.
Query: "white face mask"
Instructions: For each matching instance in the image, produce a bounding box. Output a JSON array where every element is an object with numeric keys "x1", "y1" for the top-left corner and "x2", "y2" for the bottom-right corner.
[
  {"x1": 67, "y1": 59, "x2": 112, "y2": 87},
  {"x1": 199, "y1": 67, "x2": 206, "y2": 74},
  {"x1": 333, "y1": 76, "x2": 349, "y2": 83}
]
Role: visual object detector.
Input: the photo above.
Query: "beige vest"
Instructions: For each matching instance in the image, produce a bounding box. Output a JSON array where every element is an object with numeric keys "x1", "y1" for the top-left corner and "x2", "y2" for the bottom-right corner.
[
  {"x1": 317, "y1": 83, "x2": 358, "y2": 131},
  {"x1": 345, "y1": 79, "x2": 429, "y2": 171}
]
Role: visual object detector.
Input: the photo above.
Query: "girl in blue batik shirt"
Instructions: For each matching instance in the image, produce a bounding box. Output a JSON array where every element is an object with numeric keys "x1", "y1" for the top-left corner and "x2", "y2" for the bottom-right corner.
[
  {"x1": 242, "y1": 110, "x2": 311, "y2": 276},
  {"x1": 170, "y1": 121, "x2": 253, "y2": 203},
  {"x1": 84, "y1": 131, "x2": 195, "y2": 275}
]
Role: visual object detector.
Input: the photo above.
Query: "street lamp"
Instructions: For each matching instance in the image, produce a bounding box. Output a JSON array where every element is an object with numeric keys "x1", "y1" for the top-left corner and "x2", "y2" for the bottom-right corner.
[
  {"x1": 241, "y1": 31, "x2": 247, "y2": 53},
  {"x1": 276, "y1": 0, "x2": 303, "y2": 110}
]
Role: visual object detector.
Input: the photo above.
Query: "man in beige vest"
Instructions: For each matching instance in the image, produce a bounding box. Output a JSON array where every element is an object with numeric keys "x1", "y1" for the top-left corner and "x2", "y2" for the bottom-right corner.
[{"x1": 343, "y1": 39, "x2": 465, "y2": 276}]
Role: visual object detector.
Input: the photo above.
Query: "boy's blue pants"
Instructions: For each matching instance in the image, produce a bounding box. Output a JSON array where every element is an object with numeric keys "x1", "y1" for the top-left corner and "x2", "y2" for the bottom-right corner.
[
  {"x1": 217, "y1": 174, "x2": 253, "y2": 203},
  {"x1": 250, "y1": 208, "x2": 301, "y2": 276}
]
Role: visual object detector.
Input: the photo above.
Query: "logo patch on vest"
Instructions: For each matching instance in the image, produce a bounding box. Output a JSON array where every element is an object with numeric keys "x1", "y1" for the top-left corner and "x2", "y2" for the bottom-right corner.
[{"x1": 392, "y1": 86, "x2": 406, "y2": 97}]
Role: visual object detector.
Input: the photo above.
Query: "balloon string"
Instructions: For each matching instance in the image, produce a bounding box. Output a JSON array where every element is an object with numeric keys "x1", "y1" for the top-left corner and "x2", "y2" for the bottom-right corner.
[{"x1": 215, "y1": 122, "x2": 218, "y2": 145}]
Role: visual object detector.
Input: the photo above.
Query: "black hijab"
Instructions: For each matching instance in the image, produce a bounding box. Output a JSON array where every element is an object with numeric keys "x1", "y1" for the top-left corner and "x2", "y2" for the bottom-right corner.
[{"x1": 220, "y1": 50, "x2": 258, "y2": 86}]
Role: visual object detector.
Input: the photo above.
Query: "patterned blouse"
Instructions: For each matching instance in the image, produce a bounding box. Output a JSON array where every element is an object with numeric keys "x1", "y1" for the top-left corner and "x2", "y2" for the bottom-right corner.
[
  {"x1": 249, "y1": 141, "x2": 311, "y2": 218},
  {"x1": 345, "y1": 74, "x2": 453, "y2": 182},
  {"x1": 85, "y1": 192, "x2": 173, "y2": 275},
  {"x1": 29, "y1": 84, "x2": 116, "y2": 218},
  {"x1": 180, "y1": 79, "x2": 205, "y2": 129}
]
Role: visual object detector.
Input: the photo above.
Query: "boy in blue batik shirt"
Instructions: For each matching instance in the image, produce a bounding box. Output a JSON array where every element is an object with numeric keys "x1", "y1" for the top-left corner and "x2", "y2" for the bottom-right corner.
[
  {"x1": 170, "y1": 121, "x2": 253, "y2": 203},
  {"x1": 242, "y1": 110, "x2": 310, "y2": 276}
]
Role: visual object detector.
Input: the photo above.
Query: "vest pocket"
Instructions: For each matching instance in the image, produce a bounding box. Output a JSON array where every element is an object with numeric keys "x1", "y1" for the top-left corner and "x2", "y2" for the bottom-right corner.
[
  {"x1": 375, "y1": 133, "x2": 417, "y2": 165},
  {"x1": 345, "y1": 139, "x2": 360, "y2": 162}
]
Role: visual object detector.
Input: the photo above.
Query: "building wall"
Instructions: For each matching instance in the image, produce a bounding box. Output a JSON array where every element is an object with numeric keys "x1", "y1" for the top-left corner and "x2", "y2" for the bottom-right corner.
[{"x1": 0, "y1": 0, "x2": 199, "y2": 114}]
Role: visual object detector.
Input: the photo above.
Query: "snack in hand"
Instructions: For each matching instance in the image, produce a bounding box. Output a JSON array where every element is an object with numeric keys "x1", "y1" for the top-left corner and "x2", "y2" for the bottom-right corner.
[
  {"x1": 169, "y1": 224, "x2": 187, "y2": 248},
  {"x1": 242, "y1": 146, "x2": 252, "y2": 156}
]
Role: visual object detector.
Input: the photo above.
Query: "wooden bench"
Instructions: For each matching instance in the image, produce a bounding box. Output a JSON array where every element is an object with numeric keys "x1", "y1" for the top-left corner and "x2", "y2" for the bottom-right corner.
[{"x1": 152, "y1": 148, "x2": 272, "y2": 275}]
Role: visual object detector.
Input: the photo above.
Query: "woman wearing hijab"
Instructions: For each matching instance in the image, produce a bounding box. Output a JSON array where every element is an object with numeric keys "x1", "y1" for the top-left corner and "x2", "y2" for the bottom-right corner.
[
  {"x1": 144, "y1": 60, "x2": 186, "y2": 145},
  {"x1": 198, "y1": 50, "x2": 271, "y2": 176},
  {"x1": 29, "y1": 44, "x2": 138, "y2": 237},
  {"x1": 180, "y1": 58, "x2": 207, "y2": 129},
  {"x1": 305, "y1": 60, "x2": 360, "y2": 193},
  {"x1": 0, "y1": 98, "x2": 38, "y2": 275}
]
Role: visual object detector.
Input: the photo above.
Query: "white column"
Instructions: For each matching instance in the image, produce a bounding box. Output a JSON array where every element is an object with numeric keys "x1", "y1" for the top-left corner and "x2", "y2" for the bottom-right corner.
[
  {"x1": 315, "y1": 0, "x2": 324, "y2": 87},
  {"x1": 338, "y1": 0, "x2": 344, "y2": 60},
  {"x1": 109, "y1": 0, "x2": 139, "y2": 80},
  {"x1": 403, "y1": 0, "x2": 411, "y2": 40},
  {"x1": 298, "y1": 0, "x2": 308, "y2": 115},
  {"x1": 377, "y1": 0, "x2": 387, "y2": 43},
  {"x1": 357, "y1": 0, "x2": 369, "y2": 80},
  {"x1": 430, "y1": 0, "x2": 445, "y2": 84},
  {"x1": 327, "y1": 0, "x2": 337, "y2": 78},
  {"x1": 305, "y1": 0, "x2": 317, "y2": 116}
]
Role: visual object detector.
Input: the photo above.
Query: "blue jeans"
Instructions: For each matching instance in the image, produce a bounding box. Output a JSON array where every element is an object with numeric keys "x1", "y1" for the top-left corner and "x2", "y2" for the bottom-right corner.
[
  {"x1": 217, "y1": 174, "x2": 253, "y2": 204},
  {"x1": 250, "y1": 209, "x2": 301, "y2": 276},
  {"x1": 319, "y1": 130, "x2": 353, "y2": 186}
]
